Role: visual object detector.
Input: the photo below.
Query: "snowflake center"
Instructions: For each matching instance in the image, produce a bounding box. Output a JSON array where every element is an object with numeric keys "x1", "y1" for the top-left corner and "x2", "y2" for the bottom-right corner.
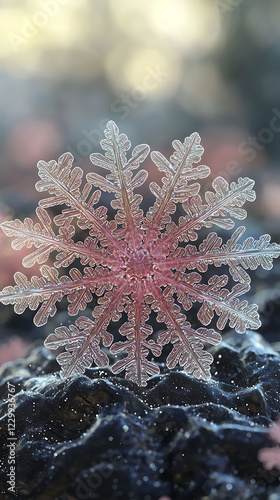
[{"x1": 124, "y1": 250, "x2": 153, "y2": 279}]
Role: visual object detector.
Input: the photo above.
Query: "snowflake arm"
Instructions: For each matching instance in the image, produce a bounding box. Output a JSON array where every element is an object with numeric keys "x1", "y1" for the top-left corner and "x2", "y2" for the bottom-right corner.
[
  {"x1": 162, "y1": 176, "x2": 256, "y2": 248},
  {"x1": 36, "y1": 151, "x2": 123, "y2": 251},
  {"x1": 144, "y1": 132, "x2": 210, "y2": 237},
  {"x1": 111, "y1": 283, "x2": 162, "y2": 386},
  {"x1": 88, "y1": 120, "x2": 149, "y2": 247},
  {"x1": 44, "y1": 317, "x2": 113, "y2": 377},
  {"x1": 164, "y1": 227, "x2": 280, "y2": 284},
  {"x1": 45, "y1": 286, "x2": 126, "y2": 377},
  {"x1": 0, "y1": 265, "x2": 118, "y2": 326},
  {"x1": 1, "y1": 207, "x2": 118, "y2": 269},
  {"x1": 154, "y1": 270, "x2": 261, "y2": 333},
  {"x1": 149, "y1": 279, "x2": 221, "y2": 380}
]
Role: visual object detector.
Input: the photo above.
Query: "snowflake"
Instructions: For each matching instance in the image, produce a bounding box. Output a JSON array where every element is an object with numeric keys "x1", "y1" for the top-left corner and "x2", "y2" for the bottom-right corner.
[{"x1": 1, "y1": 121, "x2": 279, "y2": 386}]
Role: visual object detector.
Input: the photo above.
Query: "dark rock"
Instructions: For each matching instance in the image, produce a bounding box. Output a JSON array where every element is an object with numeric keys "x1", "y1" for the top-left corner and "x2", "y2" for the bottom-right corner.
[{"x1": 0, "y1": 330, "x2": 280, "y2": 499}]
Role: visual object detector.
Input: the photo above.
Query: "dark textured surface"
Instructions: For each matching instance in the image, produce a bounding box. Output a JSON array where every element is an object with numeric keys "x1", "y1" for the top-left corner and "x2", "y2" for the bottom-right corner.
[{"x1": 0, "y1": 329, "x2": 280, "y2": 500}]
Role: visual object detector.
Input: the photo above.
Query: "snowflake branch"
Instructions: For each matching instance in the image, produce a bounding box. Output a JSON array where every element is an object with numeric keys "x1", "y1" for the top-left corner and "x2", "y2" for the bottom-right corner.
[
  {"x1": 145, "y1": 132, "x2": 209, "y2": 234},
  {"x1": 134, "y1": 284, "x2": 144, "y2": 384},
  {"x1": 164, "y1": 227, "x2": 280, "y2": 283},
  {"x1": 154, "y1": 270, "x2": 261, "y2": 333},
  {"x1": 36, "y1": 153, "x2": 125, "y2": 252},
  {"x1": 0, "y1": 266, "x2": 121, "y2": 326},
  {"x1": 51, "y1": 286, "x2": 126, "y2": 378},
  {"x1": 89, "y1": 121, "x2": 149, "y2": 248},
  {"x1": 110, "y1": 121, "x2": 136, "y2": 240},
  {"x1": 62, "y1": 285, "x2": 126, "y2": 376},
  {"x1": 164, "y1": 177, "x2": 255, "y2": 246},
  {"x1": 1, "y1": 208, "x2": 118, "y2": 268},
  {"x1": 150, "y1": 279, "x2": 214, "y2": 380},
  {"x1": 111, "y1": 283, "x2": 161, "y2": 385}
]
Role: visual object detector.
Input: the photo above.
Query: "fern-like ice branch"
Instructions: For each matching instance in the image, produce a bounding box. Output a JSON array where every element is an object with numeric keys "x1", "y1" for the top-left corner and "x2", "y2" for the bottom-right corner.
[
  {"x1": 164, "y1": 176, "x2": 256, "y2": 247},
  {"x1": 45, "y1": 316, "x2": 113, "y2": 377},
  {"x1": 1, "y1": 207, "x2": 119, "y2": 269},
  {"x1": 0, "y1": 265, "x2": 118, "y2": 326},
  {"x1": 111, "y1": 284, "x2": 161, "y2": 386},
  {"x1": 36, "y1": 151, "x2": 123, "y2": 250},
  {"x1": 89, "y1": 120, "x2": 149, "y2": 246},
  {"x1": 145, "y1": 132, "x2": 210, "y2": 235},
  {"x1": 50, "y1": 285, "x2": 127, "y2": 377},
  {"x1": 155, "y1": 270, "x2": 261, "y2": 333},
  {"x1": 165, "y1": 226, "x2": 280, "y2": 283},
  {"x1": 150, "y1": 280, "x2": 221, "y2": 380},
  {"x1": 45, "y1": 283, "x2": 129, "y2": 377}
]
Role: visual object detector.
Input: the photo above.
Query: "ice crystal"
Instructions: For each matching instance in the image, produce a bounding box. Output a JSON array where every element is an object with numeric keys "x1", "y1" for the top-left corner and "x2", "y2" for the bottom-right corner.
[{"x1": 1, "y1": 121, "x2": 279, "y2": 385}]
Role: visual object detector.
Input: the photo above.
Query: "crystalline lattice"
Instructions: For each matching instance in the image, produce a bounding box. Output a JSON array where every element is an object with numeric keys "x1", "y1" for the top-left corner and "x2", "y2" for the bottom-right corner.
[{"x1": 1, "y1": 121, "x2": 279, "y2": 386}]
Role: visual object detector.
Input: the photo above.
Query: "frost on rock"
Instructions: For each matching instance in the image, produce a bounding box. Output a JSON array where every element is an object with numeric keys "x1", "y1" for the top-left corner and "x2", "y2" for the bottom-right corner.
[{"x1": 1, "y1": 121, "x2": 279, "y2": 386}]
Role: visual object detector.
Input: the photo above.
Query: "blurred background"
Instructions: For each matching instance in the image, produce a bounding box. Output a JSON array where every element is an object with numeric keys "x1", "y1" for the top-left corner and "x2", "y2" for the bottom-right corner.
[{"x1": 0, "y1": 0, "x2": 280, "y2": 359}]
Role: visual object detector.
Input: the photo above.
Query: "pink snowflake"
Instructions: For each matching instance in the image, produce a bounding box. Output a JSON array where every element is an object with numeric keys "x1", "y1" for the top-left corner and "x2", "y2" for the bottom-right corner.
[{"x1": 0, "y1": 121, "x2": 279, "y2": 385}]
